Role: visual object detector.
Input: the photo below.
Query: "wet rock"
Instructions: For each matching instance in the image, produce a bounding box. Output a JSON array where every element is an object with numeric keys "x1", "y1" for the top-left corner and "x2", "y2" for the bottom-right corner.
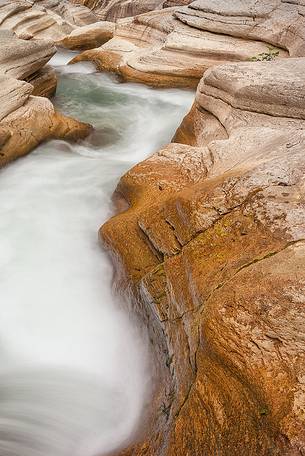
[
  {"x1": 101, "y1": 54, "x2": 305, "y2": 455},
  {"x1": 0, "y1": 83, "x2": 92, "y2": 166}
]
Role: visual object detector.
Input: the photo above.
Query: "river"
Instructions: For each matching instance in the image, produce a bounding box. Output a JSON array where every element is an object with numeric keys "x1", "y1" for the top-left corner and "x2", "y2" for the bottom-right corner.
[{"x1": 0, "y1": 52, "x2": 193, "y2": 456}]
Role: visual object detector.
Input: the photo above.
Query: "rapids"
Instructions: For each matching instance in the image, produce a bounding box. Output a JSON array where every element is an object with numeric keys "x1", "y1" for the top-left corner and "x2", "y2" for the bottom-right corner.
[{"x1": 0, "y1": 52, "x2": 193, "y2": 456}]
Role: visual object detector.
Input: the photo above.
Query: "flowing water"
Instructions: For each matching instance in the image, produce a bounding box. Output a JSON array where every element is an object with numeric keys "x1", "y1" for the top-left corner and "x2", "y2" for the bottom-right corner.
[{"x1": 0, "y1": 52, "x2": 193, "y2": 456}]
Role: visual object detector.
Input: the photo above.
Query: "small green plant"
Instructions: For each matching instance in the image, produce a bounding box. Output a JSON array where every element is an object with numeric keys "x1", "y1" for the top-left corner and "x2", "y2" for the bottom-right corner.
[
  {"x1": 250, "y1": 46, "x2": 280, "y2": 62},
  {"x1": 259, "y1": 407, "x2": 269, "y2": 416}
]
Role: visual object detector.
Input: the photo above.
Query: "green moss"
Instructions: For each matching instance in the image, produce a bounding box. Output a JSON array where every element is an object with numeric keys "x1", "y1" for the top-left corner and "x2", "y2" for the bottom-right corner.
[
  {"x1": 259, "y1": 407, "x2": 269, "y2": 417},
  {"x1": 250, "y1": 47, "x2": 280, "y2": 62},
  {"x1": 153, "y1": 263, "x2": 165, "y2": 276}
]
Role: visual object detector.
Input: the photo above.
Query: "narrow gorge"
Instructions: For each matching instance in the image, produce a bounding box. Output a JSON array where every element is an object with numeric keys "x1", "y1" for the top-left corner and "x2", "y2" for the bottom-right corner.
[{"x1": 0, "y1": 1, "x2": 304, "y2": 456}]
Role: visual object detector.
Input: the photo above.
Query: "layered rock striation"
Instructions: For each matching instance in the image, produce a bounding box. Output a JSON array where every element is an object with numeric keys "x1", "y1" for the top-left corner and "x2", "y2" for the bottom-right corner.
[
  {"x1": 102, "y1": 54, "x2": 305, "y2": 456},
  {"x1": 98, "y1": 1, "x2": 305, "y2": 455},
  {"x1": 0, "y1": 30, "x2": 91, "y2": 166},
  {"x1": 58, "y1": 20, "x2": 114, "y2": 49},
  {"x1": 0, "y1": 0, "x2": 98, "y2": 41},
  {"x1": 3, "y1": 0, "x2": 304, "y2": 453},
  {"x1": 70, "y1": 0, "x2": 193, "y2": 21},
  {"x1": 71, "y1": 0, "x2": 305, "y2": 88}
]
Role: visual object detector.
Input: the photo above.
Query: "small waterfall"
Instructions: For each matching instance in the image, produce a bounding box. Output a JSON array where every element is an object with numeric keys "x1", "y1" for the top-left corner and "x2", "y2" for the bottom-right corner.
[{"x1": 0, "y1": 52, "x2": 193, "y2": 455}]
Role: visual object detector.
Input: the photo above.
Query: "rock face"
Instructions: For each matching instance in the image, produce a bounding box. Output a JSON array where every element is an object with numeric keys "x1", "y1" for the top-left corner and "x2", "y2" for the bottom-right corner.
[
  {"x1": 0, "y1": 30, "x2": 55, "y2": 79},
  {"x1": 71, "y1": 0, "x2": 301, "y2": 87},
  {"x1": 58, "y1": 20, "x2": 114, "y2": 49},
  {"x1": 0, "y1": 78, "x2": 91, "y2": 166},
  {"x1": 98, "y1": 2, "x2": 305, "y2": 455},
  {"x1": 0, "y1": 0, "x2": 98, "y2": 41},
  {"x1": 0, "y1": 0, "x2": 118, "y2": 52},
  {"x1": 82, "y1": 0, "x2": 165, "y2": 20},
  {"x1": 70, "y1": 0, "x2": 192, "y2": 21},
  {"x1": 0, "y1": 30, "x2": 92, "y2": 165},
  {"x1": 176, "y1": 0, "x2": 305, "y2": 57},
  {"x1": 38, "y1": 0, "x2": 98, "y2": 26},
  {"x1": 102, "y1": 55, "x2": 305, "y2": 456}
]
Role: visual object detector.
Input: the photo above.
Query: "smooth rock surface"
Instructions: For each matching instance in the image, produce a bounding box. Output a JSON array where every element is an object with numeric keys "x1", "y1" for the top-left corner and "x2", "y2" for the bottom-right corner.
[
  {"x1": 176, "y1": 0, "x2": 305, "y2": 56},
  {"x1": 0, "y1": 0, "x2": 98, "y2": 41},
  {"x1": 58, "y1": 20, "x2": 114, "y2": 49},
  {"x1": 70, "y1": 0, "x2": 192, "y2": 21},
  {"x1": 0, "y1": 92, "x2": 92, "y2": 166},
  {"x1": 0, "y1": 26, "x2": 92, "y2": 164},
  {"x1": 101, "y1": 53, "x2": 305, "y2": 456},
  {"x1": 0, "y1": 30, "x2": 56, "y2": 80},
  {"x1": 71, "y1": 2, "x2": 290, "y2": 87}
]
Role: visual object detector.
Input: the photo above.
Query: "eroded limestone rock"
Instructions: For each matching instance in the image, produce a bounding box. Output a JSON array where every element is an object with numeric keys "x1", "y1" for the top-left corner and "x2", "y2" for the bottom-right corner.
[
  {"x1": 176, "y1": 0, "x2": 305, "y2": 56},
  {"x1": 101, "y1": 56, "x2": 305, "y2": 456},
  {"x1": 0, "y1": 30, "x2": 56, "y2": 80},
  {"x1": 71, "y1": 1, "x2": 295, "y2": 87},
  {"x1": 70, "y1": 0, "x2": 192, "y2": 21},
  {"x1": 0, "y1": 0, "x2": 98, "y2": 41},
  {"x1": 58, "y1": 20, "x2": 114, "y2": 49},
  {"x1": 0, "y1": 88, "x2": 92, "y2": 166},
  {"x1": 0, "y1": 29, "x2": 92, "y2": 165}
]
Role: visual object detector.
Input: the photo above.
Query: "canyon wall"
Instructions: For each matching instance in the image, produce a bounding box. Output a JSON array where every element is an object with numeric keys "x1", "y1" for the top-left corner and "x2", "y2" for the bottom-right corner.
[
  {"x1": 72, "y1": 0, "x2": 305, "y2": 87},
  {"x1": 98, "y1": 1, "x2": 305, "y2": 455},
  {"x1": 1, "y1": 0, "x2": 304, "y2": 453}
]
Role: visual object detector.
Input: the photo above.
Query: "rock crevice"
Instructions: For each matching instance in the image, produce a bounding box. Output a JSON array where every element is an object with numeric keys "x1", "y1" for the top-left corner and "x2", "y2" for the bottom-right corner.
[{"x1": 100, "y1": 21, "x2": 305, "y2": 454}]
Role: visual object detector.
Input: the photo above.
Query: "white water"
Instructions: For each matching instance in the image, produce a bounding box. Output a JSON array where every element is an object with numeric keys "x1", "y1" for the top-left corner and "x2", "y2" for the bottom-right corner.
[{"x1": 0, "y1": 52, "x2": 193, "y2": 456}]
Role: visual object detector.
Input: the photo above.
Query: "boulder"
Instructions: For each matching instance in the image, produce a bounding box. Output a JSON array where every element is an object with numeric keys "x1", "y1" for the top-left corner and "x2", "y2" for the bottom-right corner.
[
  {"x1": 0, "y1": 29, "x2": 57, "y2": 97},
  {"x1": 0, "y1": 26, "x2": 92, "y2": 165},
  {"x1": 0, "y1": 89, "x2": 92, "y2": 166},
  {"x1": 0, "y1": 72, "x2": 92, "y2": 166},
  {"x1": 58, "y1": 20, "x2": 114, "y2": 49}
]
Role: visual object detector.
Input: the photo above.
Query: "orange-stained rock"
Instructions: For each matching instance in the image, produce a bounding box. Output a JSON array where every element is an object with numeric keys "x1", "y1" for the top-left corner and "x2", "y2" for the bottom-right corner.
[
  {"x1": 27, "y1": 66, "x2": 57, "y2": 98},
  {"x1": 0, "y1": 28, "x2": 92, "y2": 166},
  {"x1": 57, "y1": 20, "x2": 114, "y2": 50},
  {"x1": 101, "y1": 55, "x2": 305, "y2": 455},
  {"x1": 0, "y1": 92, "x2": 92, "y2": 167},
  {"x1": 71, "y1": 0, "x2": 305, "y2": 88}
]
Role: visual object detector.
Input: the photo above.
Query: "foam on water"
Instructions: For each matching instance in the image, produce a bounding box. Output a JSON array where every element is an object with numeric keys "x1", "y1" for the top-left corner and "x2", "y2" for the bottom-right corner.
[{"x1": 0, "y1": 52, "x2": 194, "y2": 455}]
